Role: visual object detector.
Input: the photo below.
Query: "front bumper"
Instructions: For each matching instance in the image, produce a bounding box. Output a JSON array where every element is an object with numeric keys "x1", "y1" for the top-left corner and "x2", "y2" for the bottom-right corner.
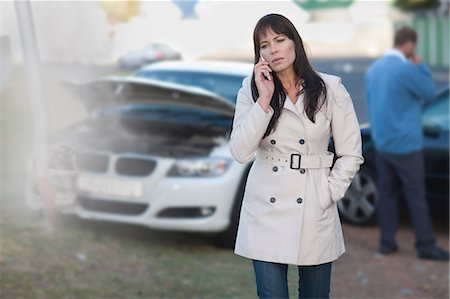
[{"x1": 26, "y1": 155, "x2": 246, "y2": 233}]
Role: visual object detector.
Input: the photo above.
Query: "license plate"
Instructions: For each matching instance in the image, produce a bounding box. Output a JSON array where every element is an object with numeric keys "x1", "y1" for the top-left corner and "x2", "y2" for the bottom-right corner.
[{"x1": 76, "y1": 175, "x2": 143, "y2": 198}]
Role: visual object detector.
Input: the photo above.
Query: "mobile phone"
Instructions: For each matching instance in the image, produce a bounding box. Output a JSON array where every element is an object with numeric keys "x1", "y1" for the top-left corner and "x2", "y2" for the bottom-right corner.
[
  {"x1": 407, "y1": 51, "x2": 414, "y2": 60},
  {"x1": 260, "y1": 52, "x2": 271, "y2": 80}
]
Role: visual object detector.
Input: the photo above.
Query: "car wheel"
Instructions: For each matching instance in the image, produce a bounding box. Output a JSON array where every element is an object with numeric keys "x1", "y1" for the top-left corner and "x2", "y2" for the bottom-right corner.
[
  {"x1": 338, "y1": 167, "x2": 378, "y2": 225},
  {"x1": 213, "y1": 165, "x2": 251, "y2": 249},
  {"x1": 213, "y1": 184, "x2": 244, "y2": 249}
]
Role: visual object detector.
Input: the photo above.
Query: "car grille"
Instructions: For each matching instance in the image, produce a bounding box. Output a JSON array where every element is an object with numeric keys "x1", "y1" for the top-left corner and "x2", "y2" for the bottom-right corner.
[
  {"x1": 76, "y1": 152, "x2": 109, "y2": 172},
  {"x1": 157, "y1": 207, "x2": 216, "y2": 218},
  {"x1": 75, "y1": 152, "x2": 157, "y2": 176},
  {"x1": 78, "y1": 197, "x2": 148, "y2": 215},
  {"x1": 115, "y1": 157, "x2": 156, "y2": 176}
]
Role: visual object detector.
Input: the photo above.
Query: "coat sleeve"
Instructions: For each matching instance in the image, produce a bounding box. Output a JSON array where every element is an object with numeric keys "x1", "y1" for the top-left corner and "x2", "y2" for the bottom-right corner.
[
  {"x1": 328, "y1": 78, "x2": 364, "y2": 202},
  {"x1": 229, "y1": 77, "x2": 274, "y2": 164}
]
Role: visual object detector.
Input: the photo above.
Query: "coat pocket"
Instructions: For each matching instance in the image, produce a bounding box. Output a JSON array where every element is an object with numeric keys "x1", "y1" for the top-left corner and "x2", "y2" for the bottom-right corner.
[{"x1": 318, "y1": 170, "x2": 333, "y2": 210}]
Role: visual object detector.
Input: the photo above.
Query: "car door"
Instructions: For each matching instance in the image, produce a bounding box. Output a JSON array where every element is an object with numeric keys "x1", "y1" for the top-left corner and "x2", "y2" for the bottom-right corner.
[{"x1": 422, "y1": 89, "x2": 449, "y2": 213}]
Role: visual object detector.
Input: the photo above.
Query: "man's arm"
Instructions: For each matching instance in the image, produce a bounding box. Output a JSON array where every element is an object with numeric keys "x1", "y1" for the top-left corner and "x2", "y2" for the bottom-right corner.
[{"x1": 401, "y1": 55, "x2": 436, "y2": 103}]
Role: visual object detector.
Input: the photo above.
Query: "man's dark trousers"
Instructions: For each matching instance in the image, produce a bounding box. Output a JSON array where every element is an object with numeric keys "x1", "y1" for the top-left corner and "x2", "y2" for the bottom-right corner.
[{"x1": 375, "y1": 150, "x2": 436, "y2": 251}]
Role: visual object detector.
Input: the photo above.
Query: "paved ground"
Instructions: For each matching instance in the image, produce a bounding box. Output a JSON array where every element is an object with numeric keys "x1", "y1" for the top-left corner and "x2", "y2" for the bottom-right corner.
[{"x1": 331, "y1": 217, "x2": 449, "y2": 299}]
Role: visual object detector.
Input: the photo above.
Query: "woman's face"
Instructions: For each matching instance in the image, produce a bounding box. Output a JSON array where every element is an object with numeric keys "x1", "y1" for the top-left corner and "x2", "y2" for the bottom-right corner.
[{"x1": 259, "y1": 28, "x2": 296, "y2": 75}]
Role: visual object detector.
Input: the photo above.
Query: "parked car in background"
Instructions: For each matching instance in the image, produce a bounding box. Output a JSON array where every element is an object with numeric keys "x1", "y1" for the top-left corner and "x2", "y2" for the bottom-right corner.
[
  {"x1": 26, "y1": 61, "x2": 253, "y2": 248},
  {"x1": 25, "y1": 59, "x2": 448, "y2": 248},
  {"x1": 133, "y1": 61, "x2": 250, "y2": 102},
  {"x1": 117, "y1": 43, "x2": 182, "y2": 70},
  {"x1": 338, "y1": 87, "x2": 449, "y2": 225}
]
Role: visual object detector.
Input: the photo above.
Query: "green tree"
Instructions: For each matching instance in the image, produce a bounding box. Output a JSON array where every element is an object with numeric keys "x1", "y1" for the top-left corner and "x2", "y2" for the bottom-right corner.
[
  {"x1": 293, "y1": 0, "x2": 354, "y2": 11},
  {"x1": 392, "y1": 0, "x2": 440, "y2": 11}
]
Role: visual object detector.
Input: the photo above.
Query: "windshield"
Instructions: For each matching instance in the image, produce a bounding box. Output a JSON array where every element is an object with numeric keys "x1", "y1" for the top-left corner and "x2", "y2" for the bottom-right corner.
[{"x1": 134, "y1": 70, "x2": 245, "y2": 102}]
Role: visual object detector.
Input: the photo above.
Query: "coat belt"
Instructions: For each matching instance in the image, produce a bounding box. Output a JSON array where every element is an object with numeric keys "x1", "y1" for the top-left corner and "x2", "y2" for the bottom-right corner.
[{"x1": 255, "y1": 151, "x2": 334, "y2": 169}]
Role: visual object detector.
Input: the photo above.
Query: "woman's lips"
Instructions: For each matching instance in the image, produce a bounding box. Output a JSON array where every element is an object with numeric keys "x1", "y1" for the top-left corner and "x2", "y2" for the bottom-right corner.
[{"x1": 272, "y1": 57, "x2": 283, "y2": 64}]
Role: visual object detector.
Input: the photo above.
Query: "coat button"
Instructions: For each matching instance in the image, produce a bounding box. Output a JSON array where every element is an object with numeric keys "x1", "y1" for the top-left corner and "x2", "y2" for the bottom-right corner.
[
  {"x1": 272, "y1": 166, "x2": 278, "y2": 172},
  {"x1": 270, "y1": 197, "x2": 276, "y2": 203},
  {"x1": 270, "y1": 139, "x2": 276, "y2": 145},
  {"x1": 299, "y1": 139, "x2": 305, "y2": 145},
  {"x1": 297, "y1": 198, "x2": 303, "y2": 204},
  {"x1": 300, "y1": 168, "x2": 305, "y2": 174}
]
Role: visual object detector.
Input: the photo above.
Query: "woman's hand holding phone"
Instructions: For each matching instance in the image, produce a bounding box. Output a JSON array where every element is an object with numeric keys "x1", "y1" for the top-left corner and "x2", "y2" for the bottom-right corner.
[
  {"x1": 255, "y1": 53, "x2": 274, "y2": 112},
  {"x1": 260, "y1": 55, "x2": 272, "y2": 80}
]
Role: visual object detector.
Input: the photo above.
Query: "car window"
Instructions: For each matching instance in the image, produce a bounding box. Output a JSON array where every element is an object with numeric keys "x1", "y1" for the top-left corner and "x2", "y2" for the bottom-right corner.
[
  {"x1": 134, "y1": 70, "x2": 245, "y2": 102},
  {"x1": 422, "y1": 92, "x2": 449, "y2": 131}
]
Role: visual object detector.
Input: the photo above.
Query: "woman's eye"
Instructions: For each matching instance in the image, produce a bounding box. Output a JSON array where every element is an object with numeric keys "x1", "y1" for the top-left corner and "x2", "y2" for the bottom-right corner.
[
  {"x1": 260, "y1": 44, "x2": 268, "y2": 49},
  {"x1": 276, "y1": 38, "x2": 285, "y2": 43}
]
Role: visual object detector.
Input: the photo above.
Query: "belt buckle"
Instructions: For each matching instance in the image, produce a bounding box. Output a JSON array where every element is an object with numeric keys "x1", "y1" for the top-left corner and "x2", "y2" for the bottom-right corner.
[{"x1": 290, "y1": 153, "x2": 301, "y2": 170}]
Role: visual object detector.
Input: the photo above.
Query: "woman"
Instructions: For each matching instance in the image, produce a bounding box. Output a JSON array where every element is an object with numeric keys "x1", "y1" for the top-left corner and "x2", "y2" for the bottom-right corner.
[{"x1": 229, "y1": 14, "x2": 364, "y2": 298}]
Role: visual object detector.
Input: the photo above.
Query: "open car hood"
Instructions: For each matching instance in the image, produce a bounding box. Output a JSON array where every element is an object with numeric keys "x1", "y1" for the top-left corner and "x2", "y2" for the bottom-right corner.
[{"x1": 63, "y1": 76, "x2": 235, "y2": 117}]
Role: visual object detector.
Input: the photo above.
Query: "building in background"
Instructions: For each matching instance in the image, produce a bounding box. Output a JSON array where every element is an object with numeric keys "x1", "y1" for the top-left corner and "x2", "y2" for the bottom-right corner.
[
  {"x1": 392, "y1": 0, "x2": 449, "y2": 68},
  {"x1": 2, "y1": 0, "x2": 448, "y2": 65}
]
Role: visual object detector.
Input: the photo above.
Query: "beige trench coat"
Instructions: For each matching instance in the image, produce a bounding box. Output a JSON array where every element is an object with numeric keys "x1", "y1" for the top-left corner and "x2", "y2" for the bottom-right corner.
[{"x1": 229, "y1": 73, "x2": 364, "y2": 266}]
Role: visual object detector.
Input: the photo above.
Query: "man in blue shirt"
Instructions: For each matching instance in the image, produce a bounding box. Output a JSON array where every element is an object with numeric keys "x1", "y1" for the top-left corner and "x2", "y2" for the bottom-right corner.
[{"x1": 365, "y1": 26, "x2": 449, "y2": 261}]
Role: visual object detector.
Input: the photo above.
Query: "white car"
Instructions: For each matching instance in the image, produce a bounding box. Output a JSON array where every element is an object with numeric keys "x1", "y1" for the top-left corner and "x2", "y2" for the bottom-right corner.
[
  {"x1": 117, "y1": 43, "x2": 182, "y2": 70},
  {"x1": 26, "y1": 61, "x2": 254, "y2": 247}
]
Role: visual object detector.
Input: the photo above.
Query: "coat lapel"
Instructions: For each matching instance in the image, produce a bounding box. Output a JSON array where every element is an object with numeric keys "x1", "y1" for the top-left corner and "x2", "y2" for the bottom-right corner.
[
  {"x1": 283, "y1": 96, "x2": 298, "y2": 115},
  {"x1": 283, "y1": 93, "x2": 305, "y2": 118},
  {"x1": 282, "y1": 93, "x2": 310, "y2": 143}
]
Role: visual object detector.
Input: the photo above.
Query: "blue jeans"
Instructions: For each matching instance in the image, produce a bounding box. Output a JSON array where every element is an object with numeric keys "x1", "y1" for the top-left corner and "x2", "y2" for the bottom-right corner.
[{"x1": 252, "y1": 260, "x2": 332, "y2": 299}]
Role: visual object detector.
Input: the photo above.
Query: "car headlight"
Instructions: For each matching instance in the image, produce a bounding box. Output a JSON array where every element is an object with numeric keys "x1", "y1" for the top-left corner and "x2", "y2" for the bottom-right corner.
[
  {"x1": 48, "y1": 144, "x2": 77, "y2": 170},
  {"x1": 167, "y1": 158, "x2": 232, "y2": 177}
]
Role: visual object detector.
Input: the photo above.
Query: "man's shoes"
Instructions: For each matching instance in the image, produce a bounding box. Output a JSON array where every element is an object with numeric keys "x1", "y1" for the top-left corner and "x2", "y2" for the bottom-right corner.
[
  {"x1": 418, "y1": 246, "x2": 450, "y2": 261},
  {"x1": 378, "y1": 243, "x2": 399, "y2": 255}
]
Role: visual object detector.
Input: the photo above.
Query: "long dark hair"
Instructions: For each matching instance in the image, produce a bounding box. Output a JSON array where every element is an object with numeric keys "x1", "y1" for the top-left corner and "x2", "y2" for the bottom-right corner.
[{"x1": 251, "y1": 14, "x2": 327, "y2": 138}]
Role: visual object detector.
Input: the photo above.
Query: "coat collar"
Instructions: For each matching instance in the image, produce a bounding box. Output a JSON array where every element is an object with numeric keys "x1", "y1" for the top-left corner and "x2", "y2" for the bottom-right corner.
[
  {"x1": 384, "y1": 48, "x2": 408, "y2": 63},
  {"x1": 283, "y1": 89, "x2": 305, "y2": 118}
]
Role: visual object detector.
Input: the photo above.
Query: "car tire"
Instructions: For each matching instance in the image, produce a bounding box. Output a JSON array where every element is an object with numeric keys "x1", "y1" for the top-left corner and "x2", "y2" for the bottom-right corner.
[
  {"x1": 213, "y1": 165, "x2": 251, "y2": 249},
  {"x1": 337, "y1": 166, "x2": 378, "y2": 225},
  {"x1": 213, "y1": 186, "x2": 244, "y2": 249}
]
